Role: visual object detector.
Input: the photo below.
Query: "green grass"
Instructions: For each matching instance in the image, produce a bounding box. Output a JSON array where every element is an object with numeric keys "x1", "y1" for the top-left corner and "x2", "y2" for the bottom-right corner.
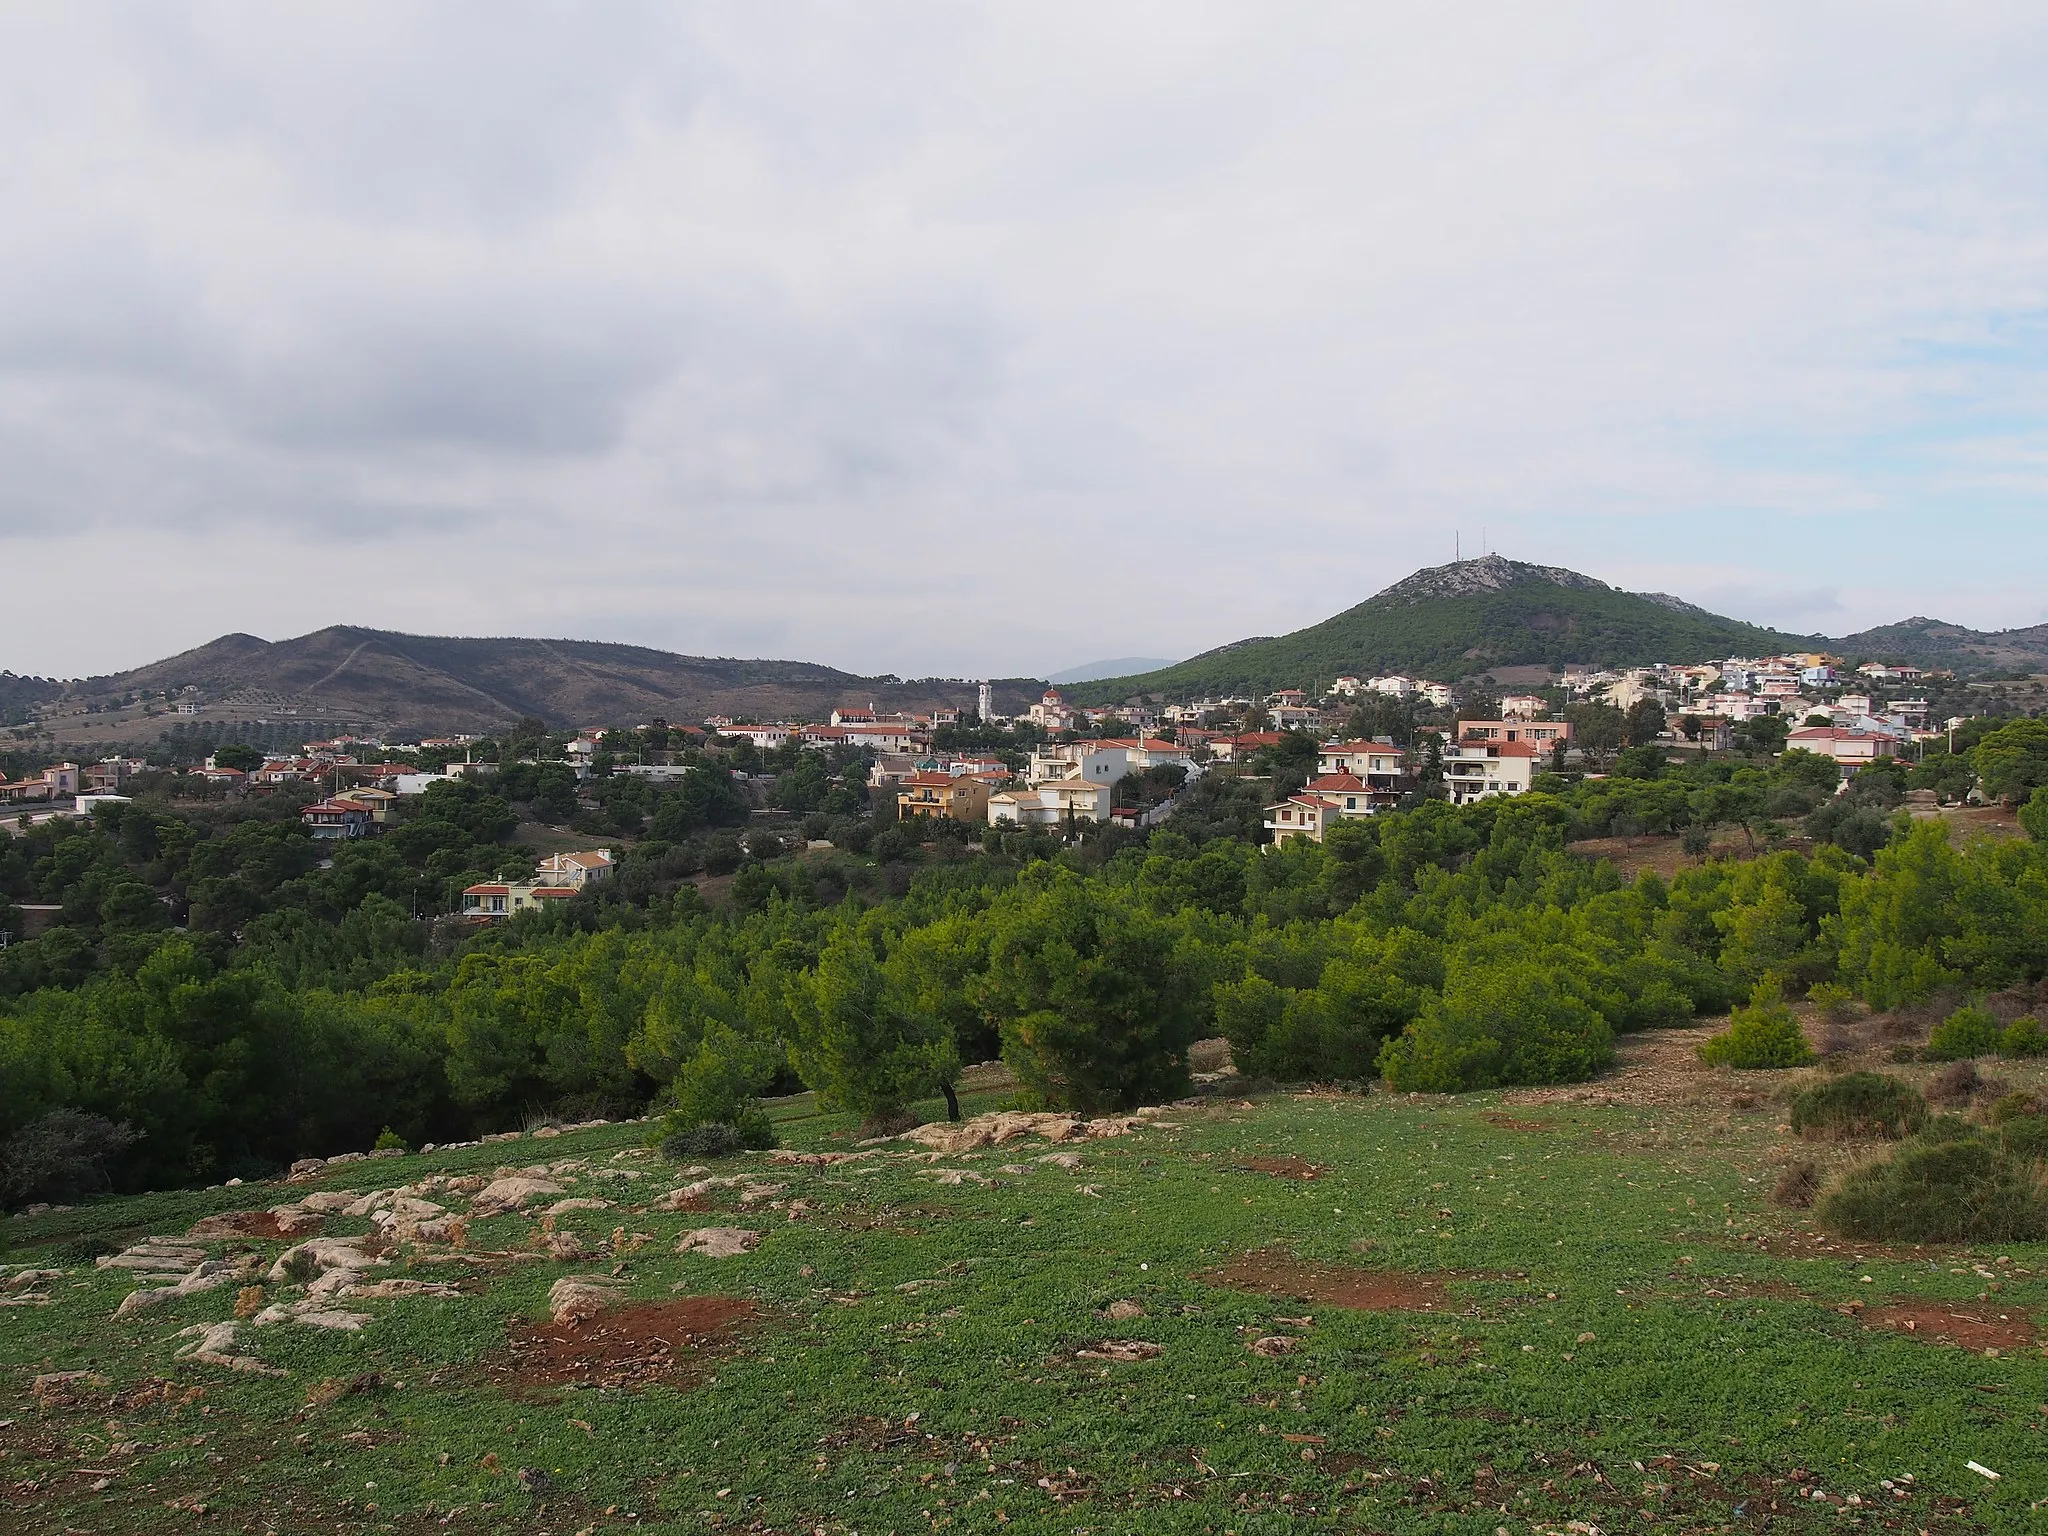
[{"x1": 3, "y1": 1081, "x2": 2044, "y2": 1534}]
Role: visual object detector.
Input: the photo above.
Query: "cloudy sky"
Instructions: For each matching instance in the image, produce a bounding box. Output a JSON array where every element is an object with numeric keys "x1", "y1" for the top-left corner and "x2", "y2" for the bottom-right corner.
[{"x1": 4, "y1": 4, "x2": 2047, "y2": 681}]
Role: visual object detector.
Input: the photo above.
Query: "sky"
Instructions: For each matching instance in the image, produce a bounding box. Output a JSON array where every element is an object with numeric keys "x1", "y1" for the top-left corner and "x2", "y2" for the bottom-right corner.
[{"x1": 3, "y1": 4, "x2": 2048, "y2": 682}]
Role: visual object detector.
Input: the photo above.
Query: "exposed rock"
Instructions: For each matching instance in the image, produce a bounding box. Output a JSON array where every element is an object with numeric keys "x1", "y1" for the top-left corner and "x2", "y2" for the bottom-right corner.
[
  {"x1": 899, "y1": 1110, "x2": 1158, "y2": 1155},
  {"x1": 265, "y1": 1239, "x2": 387, "y2": 1285},
  {"x1": 676, "y1": 1227, "x2": 761, "y2": 1259},
  {"x1": 347, "y1": 1277, "x2": 463, "y2": 1300},
  {"x1": 286, "y1": 1158, "x2": 327, "y2": 1183},
  {"x1": 922, "y1": 1169, "x2": 992, "y2": 1186},
  {"x1": 1102, "y1": 1300, "x2": 1147, "y2": 1322},
  {"x1": 1247, "y1": 1335, "x2": 1297, "y2": 1357},
  {"x1": 3, "y1": 1268, "x2": 64, "y2": 1292},
  {"x1": 541, "y1": 1231, "x2": 587, "y2": 1261},
  {"x1": 173, "y1": 1321, "x2": 285, "y2": 1374},
  {"x1": 470, "y1": 1176, "x2": 566, "y2": 1215},
  {"x1": 768, "y1": 1150, "x2": 875, "y2": 1166},
  {"x1": 1036, "y1": 1152, "x2": 1085, "y2": 1170},
  {"x1": 112, "y1": 1262, "x2": 237, "y2": 1319},
  {"x1": 1077, "y1": 1340, "x2": 1163, "y2": 1362},
  {"x1": 296, "y1": 1190, "x2": 362, "y2": 1214},
  {"x1": 738, "y1": 1182, "x2": 787, "y2": 1204},
  {"x1": 547, "y1": 1274, "x2": 624, "y2": 1323},
  {"x1": 543, "y1": 1197, "x2": 613, "y2": 1215},
  {"x1": 370, "y1": 1197, "x2": 449, "y2": 1240}
]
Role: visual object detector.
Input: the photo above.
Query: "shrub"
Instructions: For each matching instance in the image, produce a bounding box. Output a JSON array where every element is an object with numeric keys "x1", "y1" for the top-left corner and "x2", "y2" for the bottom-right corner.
[
  {"x1": 1925, "y1": 1005, "x2": 2001, "y2": 1061},
  {"x1": 658, "y1": 1123, "x2": 747, "y2": 1160},
  {"x1": 650, "y1": 1025, "x2": 781, "y2": 1153},
  {"x1": 1814, "y1": 1131, "x2": 2048, "y2": 1242},
  {"x1": 1924, "y1": 1060, "x2": 1984, "y2": 1105},
  {"x1": 2001, "y1": 1115, "x2": 2048, "y2": 1160},
  {"x1": 1990, "y1": 1091, "x2": 2044, "y2": 1125},
  {"x1": 1999, "y1": 1016, "x2": 2048, "y2": 1058},
  {"x1": 1, "y1": 1110, "x2": 141, "y2": 1206},
  {"x1": 1771, "y1": 1162, "x2": 1820, "y2": 1208},
  {"x1": 1788, "y1": 1073, "x2": 1926, "y2": 1141},
  {"x1": 1696, "y1": 997, "x2": 1815, "y2": 1070},
  {"x1": 373, "y1": 1127, "x2": 410, "y2": 1154},
  {"x1": 1378, "y1": 963, "x2": 1612, "y2": 1093}
]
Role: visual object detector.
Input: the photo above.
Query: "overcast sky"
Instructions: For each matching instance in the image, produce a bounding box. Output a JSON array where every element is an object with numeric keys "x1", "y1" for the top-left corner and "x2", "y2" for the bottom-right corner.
[{"x1": 4, "y1": 4, "x2": 2047, "y2": 681}]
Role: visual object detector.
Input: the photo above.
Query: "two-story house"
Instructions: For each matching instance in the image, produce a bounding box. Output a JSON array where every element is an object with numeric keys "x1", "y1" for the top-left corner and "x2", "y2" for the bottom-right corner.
[{"x1": 1438, "y1": 739, "x2": 1541, "y2": 805}]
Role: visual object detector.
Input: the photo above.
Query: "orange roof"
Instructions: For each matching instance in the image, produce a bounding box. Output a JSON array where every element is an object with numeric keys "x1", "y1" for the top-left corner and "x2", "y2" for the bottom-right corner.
[{"x1": 1303, "y1": 772, "x2": 1367, "y2": 792}]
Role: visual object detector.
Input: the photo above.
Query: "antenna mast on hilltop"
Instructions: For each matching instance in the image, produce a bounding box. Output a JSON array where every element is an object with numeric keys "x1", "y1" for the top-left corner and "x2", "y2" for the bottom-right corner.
[{"x1": 1455, "y1": 532, "x2": 1460, "y2": 561}]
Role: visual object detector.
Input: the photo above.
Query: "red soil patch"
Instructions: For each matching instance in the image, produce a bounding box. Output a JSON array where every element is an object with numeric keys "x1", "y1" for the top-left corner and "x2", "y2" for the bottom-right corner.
[
  {"x1": 1481, "y1": 1112, "x2": 1554, "y2": 1132},
  {"x1": 487, "y1": 1296, "x2": 758, "y2": 1391},
  {"x1": 1866, "y1": 1301, "x2": 2034, "y2": 1352},
  {"x1": 1208, "y1": 1250, "x2": 1453, "y2": 1312},
  {"x1": 1236, "y1": 1156, "x2": 1323, "y2": 1180},
  {"x1": 188, "y1": 1208, "x2": 325, "y2": 1240}
]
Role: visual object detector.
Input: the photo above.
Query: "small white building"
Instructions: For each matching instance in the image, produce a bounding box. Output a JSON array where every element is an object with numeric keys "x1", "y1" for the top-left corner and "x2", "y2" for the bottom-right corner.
[{"x1": 988, "y1": 778, "x2": 1113, "y2": 826}]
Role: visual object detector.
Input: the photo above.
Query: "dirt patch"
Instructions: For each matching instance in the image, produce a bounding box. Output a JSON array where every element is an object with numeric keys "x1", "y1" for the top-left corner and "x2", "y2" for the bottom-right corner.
[
  {"x1": 1207, "y1": 1250, "x2": 1453, "y2": 1312},
  {"x1": 1481, "y1": 1112, "x2": 1554, "y2": 1132},
  {"x1": 1235, "y1": 1156, "x2": 1323, "y2": 1180},
  {"x1": 1865, "y1": 1301, "x2": 2034, "y2": 1352},
  {"x1": 487, "y1": 1296, "x2": 758, "y2": 1391},
  {"x1": 189, "y1": 1208, "x2": 324, "y2": 1240}
]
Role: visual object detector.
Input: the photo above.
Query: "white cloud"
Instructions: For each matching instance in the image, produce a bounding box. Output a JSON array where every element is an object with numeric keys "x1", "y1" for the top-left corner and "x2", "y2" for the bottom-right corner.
[{"x1": 4, "y1": 2, "x2": 2048, "y2": 677}]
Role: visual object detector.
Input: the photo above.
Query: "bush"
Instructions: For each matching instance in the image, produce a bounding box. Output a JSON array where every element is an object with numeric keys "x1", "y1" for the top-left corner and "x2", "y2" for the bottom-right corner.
[
  {"x1": 1814, "y1": 1130, "x2": 2048, "y2": 1242},
  {"x1": 1378, "y1": 964, "x2": 1612, "y2": 1093},
  {"x1": 1925, "y1": 1060, "x2": 1984, "y2": 1104},
  {"x1": 658, "y1": 1122, "x2": 748, "y2": 1160},
  {"x1": 2000, "y1": 1115, "x2": 2048, "y2": 1160},
  {"x1": 1, "y1": 1110, "x2": 141, "y2": 1206},
  {"x1": 373, "y1": 1127, "x2": 410, "y2": 1154},
  {"x1": 1696, "y1": 997, "x2": 1815, "y2": 1069},
  {"x1": 1788, "y1": 1073, "x2": 1926, "y2": 1141},
  {"x1": 1999, "y1": 1016, "x2": 2048, "y2": 1058},
  {"x1": 651, "y1": 1026, "x2": 781, "y2": 1153},
  {"x1": 1771, "y1": 1162, "x2": 1820, "y2": 1208},
  {"x1": 1925, "y1": 1005, "x2": 2001, "y2": 1061}
]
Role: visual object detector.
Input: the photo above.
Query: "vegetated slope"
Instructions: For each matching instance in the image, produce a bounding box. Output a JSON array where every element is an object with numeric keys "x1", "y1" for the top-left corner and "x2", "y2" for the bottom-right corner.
[
  {"x1": 1833, "y1": 616, "x2": 2048, "y2": 674},
  {"x1": 74, "y1": 627, "x2": 1027, "y2": 734},
  {"x1": 0, "y1": 670, "x2": 65, "y2": 714},
  {"x1": 1069, "y1": 556, "x2": 1819, "y2": 701}
]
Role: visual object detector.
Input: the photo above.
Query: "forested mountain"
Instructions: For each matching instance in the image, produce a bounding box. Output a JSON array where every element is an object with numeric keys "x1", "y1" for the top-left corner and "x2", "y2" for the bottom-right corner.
[
  {"x1": 1069, "y1": 555, "x2": 2048, "y2": 701},
  {"x1": 1069, "y1": 556, "x2": 1818, "y2": 700}
]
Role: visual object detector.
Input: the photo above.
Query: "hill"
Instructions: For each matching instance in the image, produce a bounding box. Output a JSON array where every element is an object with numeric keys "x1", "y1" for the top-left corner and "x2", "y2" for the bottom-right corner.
[
  {"x1": 46, "y1": 627, "x2": 1035, "y2": 738},
  {"x1": 1833, "y1": 615, "x2": 2048, "y2": 674},
  {"x1": 1068, "y1": 556, "x2": 1819, "y2": 701}
]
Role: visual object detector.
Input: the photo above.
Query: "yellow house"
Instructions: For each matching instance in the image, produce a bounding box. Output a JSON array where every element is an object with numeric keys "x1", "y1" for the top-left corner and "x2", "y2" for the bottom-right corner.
[{"x1": 896, "y1": 772, "x2": 990, "y2": 824}]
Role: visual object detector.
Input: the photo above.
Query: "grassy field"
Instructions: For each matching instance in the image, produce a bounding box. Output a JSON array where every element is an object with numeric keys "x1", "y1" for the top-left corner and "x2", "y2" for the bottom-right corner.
[{"x1": 4, "y1": 1038, "x2": 2045, "y2": 1535}]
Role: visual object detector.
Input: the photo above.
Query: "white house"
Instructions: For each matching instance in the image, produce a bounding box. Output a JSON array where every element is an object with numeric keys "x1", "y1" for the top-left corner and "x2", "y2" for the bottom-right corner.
[
  {"x1": 988, "y1": 778, "x2": 1113, "y2": 826},
  {"x1": 1439, "y1": 740, "x2": 1541, "y2": 805},
  {"x1": 1028, "y1": 742, "x2": 1130, "y2": 786}
]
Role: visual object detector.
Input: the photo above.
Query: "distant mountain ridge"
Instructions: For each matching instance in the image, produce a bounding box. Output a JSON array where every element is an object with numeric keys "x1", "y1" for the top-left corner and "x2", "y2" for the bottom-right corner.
[
  {"x1": 45, "y1": 627, "x2": 1031, "y2": 737},
  {"x1": 12, "y1": 560, "x2": 2047, "y2": 737},
  {"x1": 1064, "y1": 555, "x2": 2048, "y2": 703}
]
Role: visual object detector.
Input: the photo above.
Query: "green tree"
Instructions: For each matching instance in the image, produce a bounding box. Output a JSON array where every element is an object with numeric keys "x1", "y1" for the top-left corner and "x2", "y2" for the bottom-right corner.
[
  {"x1": 790, "y1": 923, "x2": 960, "y2": 1123},
  {"x1": 211, "y1": 741, "x2": 263, "y2": 773},
  {"x1": 1972, "y1": 719, "x2": 2048, "y2": 805},
  {"x1": 976, "y1": 874, "x2": 1197, "y2": 1110}
]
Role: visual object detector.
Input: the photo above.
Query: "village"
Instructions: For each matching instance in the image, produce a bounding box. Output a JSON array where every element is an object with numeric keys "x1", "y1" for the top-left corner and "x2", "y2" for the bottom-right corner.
[{"x1": 0, "y1": 648, "x2": 1975, "y2": 928}]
